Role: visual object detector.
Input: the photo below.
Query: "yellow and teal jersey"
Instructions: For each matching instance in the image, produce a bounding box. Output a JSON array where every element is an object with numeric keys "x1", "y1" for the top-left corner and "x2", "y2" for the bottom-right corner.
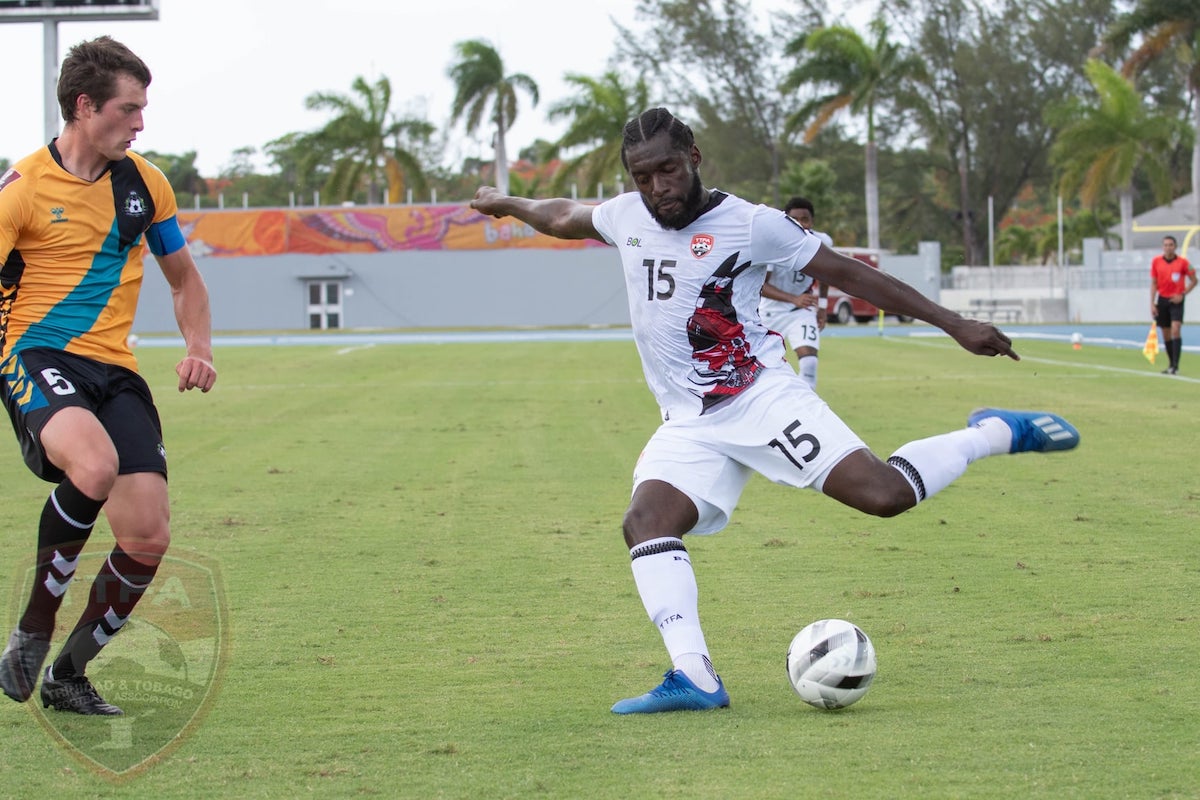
[{"x1": 0, "y1": 143, "x2": 186, "y2": 373}]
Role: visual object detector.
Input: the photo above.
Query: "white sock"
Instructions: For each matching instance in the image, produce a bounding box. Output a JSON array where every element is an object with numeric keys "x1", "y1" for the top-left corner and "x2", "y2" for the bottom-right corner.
[
  {"x1": 971, "y1": 416, "x2": 1014, "y2": 456},
  {"x1": 796, "y1": 355, "x2": 818, "y2": 389},
  {"x1": 887, "y1": 427, "x2": 992, "y2": 503},
  {"x1": 629, "y1": 537, "x2": 720, "y2": 692}
]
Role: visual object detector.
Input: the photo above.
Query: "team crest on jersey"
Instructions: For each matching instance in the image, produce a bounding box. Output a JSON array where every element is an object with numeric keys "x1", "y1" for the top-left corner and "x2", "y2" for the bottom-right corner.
[
  {"x1": 0, "y1": 168, "x2": 21, "y2": 193},
  {"x1": 690, "y1": 233, "x2": 714, "y2": 258},
  {"x1": 124, "y1": 191, "x2": 148, "y2": 217}
]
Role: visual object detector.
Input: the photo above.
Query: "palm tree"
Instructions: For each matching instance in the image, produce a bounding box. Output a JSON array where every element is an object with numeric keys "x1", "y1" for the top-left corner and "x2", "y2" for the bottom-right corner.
[
  {"x1": 447, "y1": 39, "x2": 539, "y2": 196},
  {"x1": 1047, "y1": 59, "x2": 1183, "y2": 250},
  {"x1": 265, "y1": 130, "x2": 332, "y2": 202},
  {"x1": 1106, "y1": 1, "x2": 1200, "y2": 229},
  {"x1": 779, "y1": 17, "x2": 925, "y2": 251},
  {"x1": 996, "y1": 223, "x2": 1039, "y2": 265},
  {"x1": 305, "y1": 76, "x2": 432, "y2": 205},
  {"x1": 544, "y1": 71, "x2": 652, "y2": 197}
]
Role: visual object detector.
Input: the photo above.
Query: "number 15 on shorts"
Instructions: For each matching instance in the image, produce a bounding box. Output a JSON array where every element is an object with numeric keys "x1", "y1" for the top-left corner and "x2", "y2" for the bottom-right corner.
[{"x1": 768, "y1": 419, "x2": 820, "y2": 472}]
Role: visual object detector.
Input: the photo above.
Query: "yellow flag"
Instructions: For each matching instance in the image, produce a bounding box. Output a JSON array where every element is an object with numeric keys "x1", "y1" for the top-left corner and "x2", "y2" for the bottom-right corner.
[{"x1": 1143, "y1": 325, "x2": 1159, "y2": 364}]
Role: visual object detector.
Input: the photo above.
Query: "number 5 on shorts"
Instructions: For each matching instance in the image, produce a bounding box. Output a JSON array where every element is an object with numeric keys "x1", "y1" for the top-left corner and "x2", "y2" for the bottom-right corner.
[{"x1": 40, "y1": 367, "x2": 78, "y2": 396}]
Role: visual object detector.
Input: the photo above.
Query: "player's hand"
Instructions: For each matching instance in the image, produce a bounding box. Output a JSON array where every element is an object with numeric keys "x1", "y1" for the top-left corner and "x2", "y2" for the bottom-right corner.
[
  {"x1": 795, "y1": 294, "x2": 818, "y2": 309},
  {"x1": 176, "y1": 355, "x2": 217, "y2": 393},
  {"x1": 471, "y1": 187, "x2": 506, "y2": 218},
  {"x1": 947, "y1": 318, "x2": 1019, "y2": 361},
  {"x1": 816, "y1": 307, "x2": 828, "y2": 331}
]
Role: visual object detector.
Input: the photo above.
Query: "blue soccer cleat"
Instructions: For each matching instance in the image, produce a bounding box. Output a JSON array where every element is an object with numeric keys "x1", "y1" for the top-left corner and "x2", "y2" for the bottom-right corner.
[
  {"x1": 611, "y1": 669, "x2": 730, "y2": 714},
  {"x1": 968, "y1": 408, "x2": 1080, "y2": 453}
]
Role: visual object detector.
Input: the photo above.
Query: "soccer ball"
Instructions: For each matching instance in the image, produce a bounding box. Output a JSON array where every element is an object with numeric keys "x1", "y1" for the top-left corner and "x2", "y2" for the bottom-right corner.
[{"x1": 786, "y1": 618, "x2": 877, "y2": 710}]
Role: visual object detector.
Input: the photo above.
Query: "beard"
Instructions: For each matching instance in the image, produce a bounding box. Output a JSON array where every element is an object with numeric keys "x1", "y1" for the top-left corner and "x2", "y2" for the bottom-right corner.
[{"x1": 642, "y1": 168, "x2": 705, "y2": 231}]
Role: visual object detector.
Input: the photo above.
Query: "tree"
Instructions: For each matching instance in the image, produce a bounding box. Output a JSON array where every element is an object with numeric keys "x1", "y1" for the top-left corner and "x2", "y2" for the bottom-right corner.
[
  {"x1": 995, "y1": 223, "x2": 1040, "y2": 265},
  {"x1": 447, "y1": 39, "x2": 539, "y2": 196},
  {"x1": 616, "y1": 0, "x2": 787, "y2": 204},
  {"x1": 780, "y1": 17, "x2": 926, "y2": 250},
  {"x1": 265, "y1": 131, "x2": 332, "y2": 204},
  {"x1": 305, "y1": 75, "x2": 432, "y2": 205},
  {"x1": 141, "y1": 149, "x2": 207, "y2": 197},
  {"x1": 1105, "y1": 0, "x2": 1200, "y2": 228},
  {"x1": 1048, "y1": 59, "x2": 1183, "y2": 249},
  {"x1": 778, "y1": 157, "x2": 858, "y2": 245},
  {"x1": 890, "y1": 0, "x2": 1121, "y2": 264},
  {"x1": 545, "y1": 71, "x2": 653, "y2": 197}
]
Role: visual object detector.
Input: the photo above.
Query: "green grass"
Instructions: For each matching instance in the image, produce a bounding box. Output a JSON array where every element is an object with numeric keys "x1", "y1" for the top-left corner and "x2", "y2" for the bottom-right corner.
[{"x1": 0, "y1": 333, "x2": 1197, "y2": 798}]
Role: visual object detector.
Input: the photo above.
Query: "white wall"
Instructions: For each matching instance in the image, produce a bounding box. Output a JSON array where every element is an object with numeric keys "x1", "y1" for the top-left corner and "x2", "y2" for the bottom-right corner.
[{"x1": 134, "y1": 241, "x2": 1163, "y2": 333}]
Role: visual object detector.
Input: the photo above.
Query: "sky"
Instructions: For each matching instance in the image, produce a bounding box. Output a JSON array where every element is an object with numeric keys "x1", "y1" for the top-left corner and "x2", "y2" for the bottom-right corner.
[{"x1": 0, "y1": 0, "x2": 800, "y2": 177}]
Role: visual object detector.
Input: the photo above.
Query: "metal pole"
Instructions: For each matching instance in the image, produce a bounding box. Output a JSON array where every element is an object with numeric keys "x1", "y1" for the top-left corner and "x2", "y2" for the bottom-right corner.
[
  {"x1": 43, "y1": 19, "x2": 58, "y2": 144},
  {"x1": 1058, "y1": 195, "x2": 1068, "y2": 316},
  {"x1": 1057, "y1": 195, "x2": 1064, "y2": 267},
  {"x1": 988, "y1": 195, "x2": 995, "y2": 267},
  {"x1": 988, "y1": 196, "x2": 994, "y2": 298}
]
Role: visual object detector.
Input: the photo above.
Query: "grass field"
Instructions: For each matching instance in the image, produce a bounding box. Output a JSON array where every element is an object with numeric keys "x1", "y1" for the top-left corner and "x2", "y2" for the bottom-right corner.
[{"x1": 0, "y1": 332, "x2": 1197, "y2": 799}]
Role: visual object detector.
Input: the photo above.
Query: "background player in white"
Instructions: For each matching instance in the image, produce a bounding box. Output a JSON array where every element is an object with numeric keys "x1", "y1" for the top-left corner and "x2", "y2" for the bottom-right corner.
[
  {"x1": 759, "y1": 196, "x2": 832, "y2": 388},
  {"x1": 471, "y1": 108, "x2": 1079, "y2": 715}
]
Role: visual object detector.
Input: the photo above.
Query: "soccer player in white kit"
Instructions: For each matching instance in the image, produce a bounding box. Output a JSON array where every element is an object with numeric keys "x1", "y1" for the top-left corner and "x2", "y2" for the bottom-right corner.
[
  {"x1": 760, "y1": 196, "x2": 832, "y2": 389},
  {"x1": 470, "y1": 108, "x2": 1080, "y2": 715}
]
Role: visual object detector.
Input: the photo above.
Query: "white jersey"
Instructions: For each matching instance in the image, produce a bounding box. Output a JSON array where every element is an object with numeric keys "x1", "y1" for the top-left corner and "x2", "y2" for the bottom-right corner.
[
  {"x1": 592, "y1": 190, "x2": 822, "y2": 420},
  {"x1": 759, "y1": 228, "x2": 833, "y2": 318}
]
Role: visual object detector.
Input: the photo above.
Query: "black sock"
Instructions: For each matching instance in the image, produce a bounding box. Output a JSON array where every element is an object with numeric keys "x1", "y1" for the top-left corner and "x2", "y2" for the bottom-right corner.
[
  {"x1": 51, "y1": 546, "x2": 158, "y2": 679},
  {"x1": 18, "y1": 480, "x2": 104, "y2": 635}
]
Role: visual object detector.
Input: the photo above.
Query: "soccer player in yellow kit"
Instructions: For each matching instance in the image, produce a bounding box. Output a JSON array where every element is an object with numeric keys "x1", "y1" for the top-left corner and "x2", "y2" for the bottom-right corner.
[{"x1": 0, "y1": 36, "x2": 216, "y2": 715}]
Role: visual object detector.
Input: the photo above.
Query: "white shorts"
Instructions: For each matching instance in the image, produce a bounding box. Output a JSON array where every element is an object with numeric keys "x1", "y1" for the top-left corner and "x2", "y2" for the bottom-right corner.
[
  {"x1": 761, "y1": 305, "x2": 820, "y2": 352},
  {"x1": 632, "y1": 368, "x2": 867, "y2": 535}
]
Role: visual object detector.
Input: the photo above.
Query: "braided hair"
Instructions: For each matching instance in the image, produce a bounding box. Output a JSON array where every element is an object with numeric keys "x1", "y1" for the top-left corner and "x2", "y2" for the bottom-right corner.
[{"x1": 620, "y1": 108, "x2": 695, "y2": 171}]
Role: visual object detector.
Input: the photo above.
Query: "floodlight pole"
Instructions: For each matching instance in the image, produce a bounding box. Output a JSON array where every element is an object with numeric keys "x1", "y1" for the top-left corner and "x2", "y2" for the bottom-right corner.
[
  {"x1": 43, "y1": 19, "x2": 58, "y2": 143},
  {"x1": 0, "y1": 1, "x2": 160, "y2": 147}
]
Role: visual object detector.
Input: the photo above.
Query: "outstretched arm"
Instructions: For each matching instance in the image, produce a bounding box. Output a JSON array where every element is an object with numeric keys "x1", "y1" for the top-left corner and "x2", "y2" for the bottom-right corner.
[
  {"x1": 471, "y1": 187, "x2": 602, "y2": 242},
  {"x1": 802, "y1": 244, "x2": 1019, "y2": 360}
]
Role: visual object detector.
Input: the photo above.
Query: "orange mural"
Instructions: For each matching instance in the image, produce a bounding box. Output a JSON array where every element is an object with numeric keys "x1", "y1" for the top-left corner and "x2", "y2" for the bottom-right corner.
[{"x1": 176, "y1": 204, "x2": 606, "y2": 257}]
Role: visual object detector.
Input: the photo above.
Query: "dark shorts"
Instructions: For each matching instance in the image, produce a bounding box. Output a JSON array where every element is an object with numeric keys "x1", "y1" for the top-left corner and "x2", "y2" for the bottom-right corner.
[
  {"x1": 0, "y1": 348, "x2": 166, "y2": 483},
  {"x1": 1156, "y1": 297, "x2": 1185, "y2": 328}
]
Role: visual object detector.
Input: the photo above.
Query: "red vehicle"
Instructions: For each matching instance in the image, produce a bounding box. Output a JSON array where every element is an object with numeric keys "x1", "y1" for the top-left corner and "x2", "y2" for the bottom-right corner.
[{"x1": 822, "y1": 249, "x2": 912, "y2": 324}]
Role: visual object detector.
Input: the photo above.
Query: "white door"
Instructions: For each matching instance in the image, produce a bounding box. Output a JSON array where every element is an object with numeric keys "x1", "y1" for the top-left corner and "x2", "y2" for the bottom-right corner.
[{"x1": 306, "y1": 280, "x2": 343, "y2": 329}]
